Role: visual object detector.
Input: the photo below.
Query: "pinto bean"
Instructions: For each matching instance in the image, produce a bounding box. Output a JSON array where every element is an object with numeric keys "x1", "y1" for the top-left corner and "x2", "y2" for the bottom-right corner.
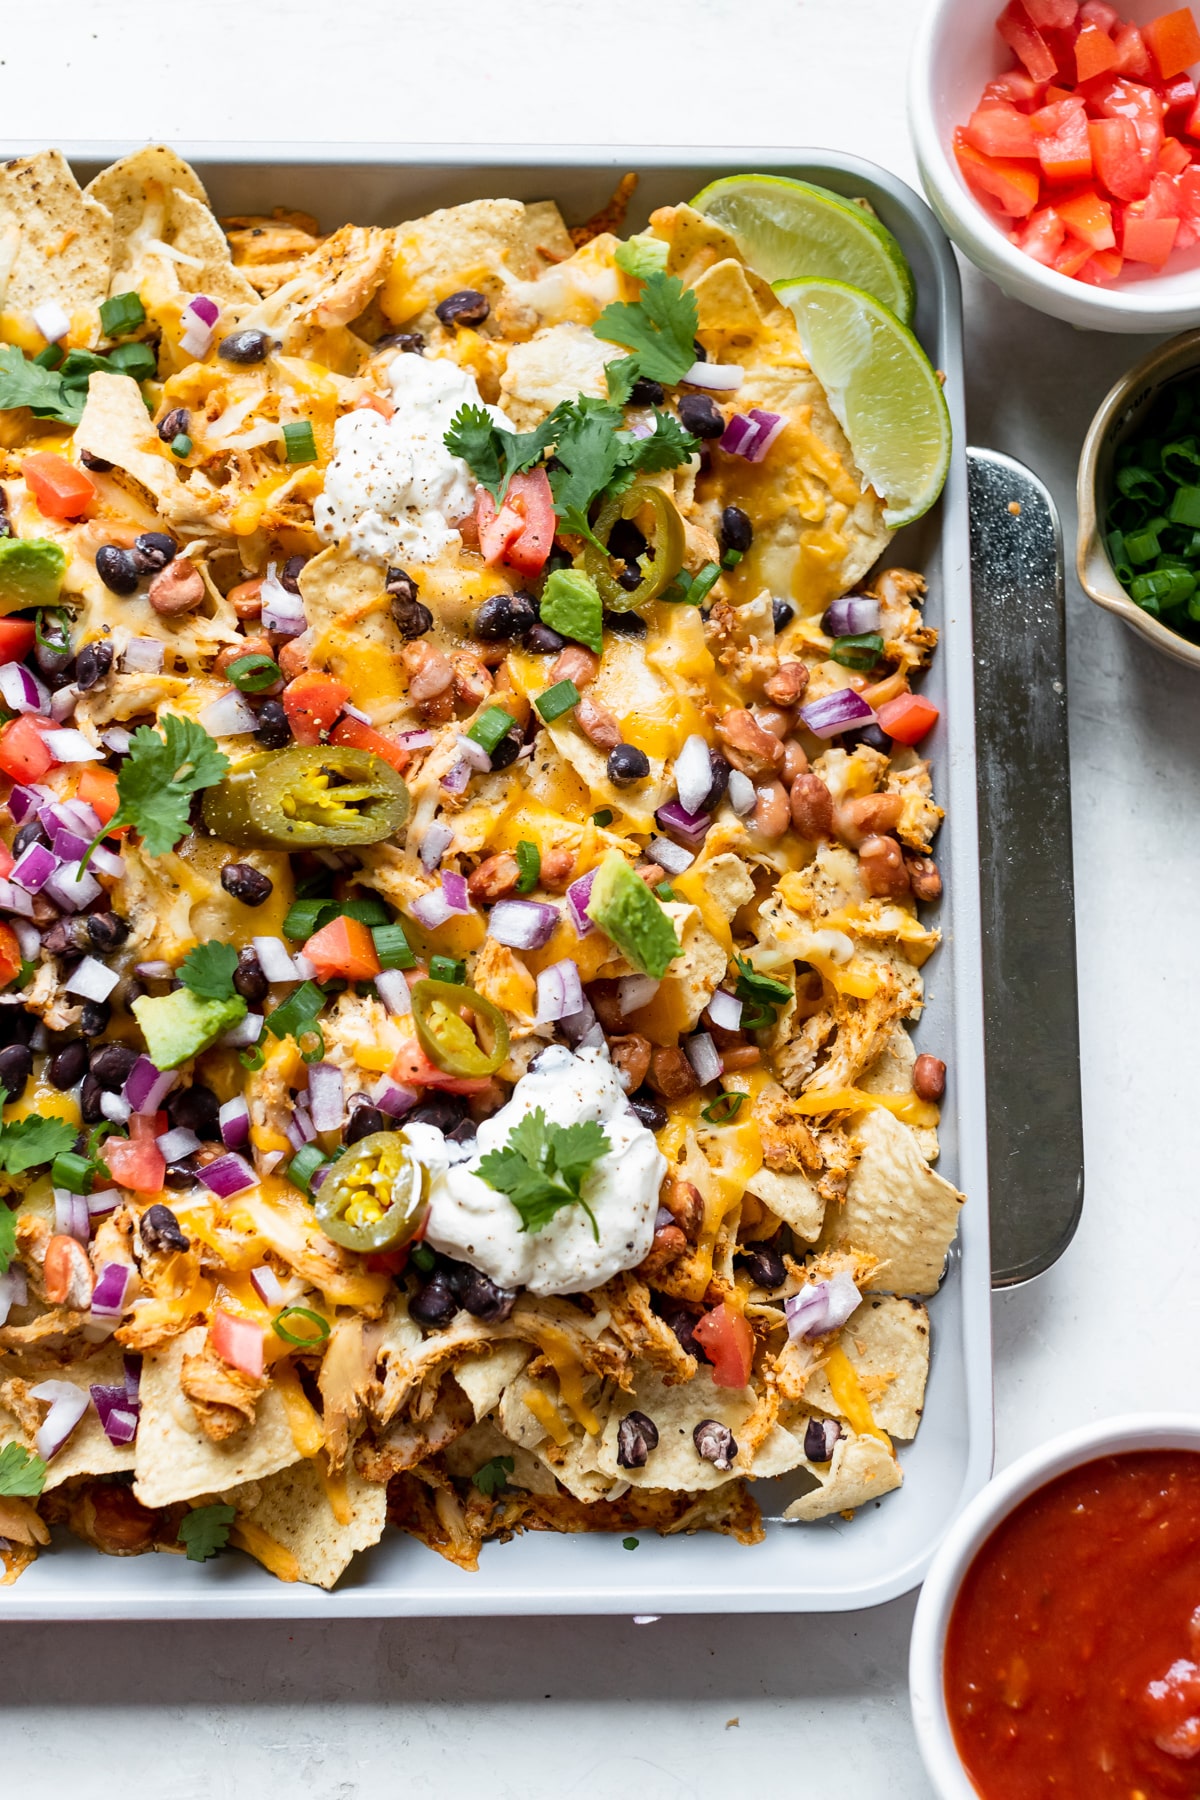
[
  {"x1": 905, "y1": 854, "x2": 943, "y2": 902},
  {"x1": 752, "y1": 779, "x2": 790, "y2": 838},
  {"x1": 452, "y1": 652, "x2": 494, "y2": 710},
  {"x1": 840, "y1": 792, "x2": 904, "y2": 845},
  {"x1": 754, "y1": 706, "x2": 795, "y2": 739},
  {"x1": 763, "y1": 660, "x2": 810, "y2": 706},
  {"x1": 540, "y1": 847, "x2": 575, "y2": 890},
  {"x1": 858, "y1": 834, "x2": 910, "y2": 899},
  {"x1": 586, "y1": 980, "x2": 625, "y2": 1032},
  {"x1": 636, "y1": 863, "x2": 665, "y2": 887},
  {"x1": 662, "y1": 1178, "x2": 703, "y2": 1239},
  {"x1": 576, "y1": 694, "x2": 621, "y2": 750},
  {"x1": 401, "y1": 640, "x2": 454, "y2": 702},
  {"x1": 227, "y1": 577, "x2": 264, "y2": 619},
  {"x1": 639, "y1": 1223, "x2": 688, "y2": 1279},
  {"x1": 790, "y1": 773, "x2": 834, "y2": 838},
  {"x1": 721, "y1": 1046, "x2": 762, "y2": 1070},
  {"x1": 276, "y1": 634, "x2": 312, "y2": 680},
  {"x1": 147, "y1": 559, "x2": 205, "y2": 616},
  {"x1": 467, "y1": 853, "x2": 520, "y2": 902},
  {"x1": 781, "y1": 738, "x2": 809, "y2": 786},
  {"x1": 214, "y1": 635, "x2": 272, "y2": 679},
  {"x1": 609, "y1": 1033, "x2": 651, "y2": 1093},
  {"x1": 647, "y1": 1046, "x2": 700, "y2": 1100},
  {"x1": 716, "y1": 709, "x2": 785, "y2": 777},
  {"x1": 913, "y1": 1054, "x2": 946, "y2": 1102},
  {"x1": 550, "y1": 645, "x2": 599, "y2": 689}
]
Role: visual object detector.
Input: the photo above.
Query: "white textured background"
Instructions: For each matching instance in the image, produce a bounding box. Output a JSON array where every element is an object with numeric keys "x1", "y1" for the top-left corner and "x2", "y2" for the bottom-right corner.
[{"x1": 0, "y1": 2, "x2": 1189, "y2": 1794}]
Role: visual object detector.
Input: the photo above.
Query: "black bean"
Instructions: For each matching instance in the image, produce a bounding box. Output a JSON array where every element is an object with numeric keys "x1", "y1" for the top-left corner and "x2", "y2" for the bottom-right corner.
[
  {"x1": 607, "y1": 519, "x2": 647, "y2": 563},
  {"x1": 0, "y1": 1007, "x2": 33, "y2": 1049},
  {"x1": 408, "y1": 1095, "x2": 469, "y2": 1134},
  {"x1": 86, "y1": 911, "x2": 130, "y2": 953},
  {"x1": 0, "y1": 486, "x2": 9, "y2": 537},
  {"x1": 376, "y1": 332, "x2": 425, "y2": 355},
  {"x1": 458, "y1": 1268, "x2": 517, "y2": 1323},
  {"x1": 719, "y1": 506, "x2": 753, "y2": 557},
  {"x1": 345, "y1": 1103, "x2": 386, "y2": 1145},
  {"x1": 13, "y1": 820, "x2": 48, "y2": 856},
  {"x1": 628, "y1": 376, "x2": 664, "y2": 407},
  {"x1": 617, "y1": 565, "x2": 643, "y2": 592},
  {"x1": 739, "y1": 1245, "x2": 787, "y2": 1290},
  {"x1": 473, "y1": 591, "x2": 537, "y2": 642},
  {"x1": 95, "y1": 545, "x2": 140, "y2": 596},
  {"x1": 254, "y1": 699, "x2": 292, "y2": 749},
  {"x1": 79, "y1": 448, "x2": 113, "y2": 473},
  {"x1": 385, "y1": 566, "x2": 419, "y2": 606},
  {"x1": 89, "y1": 1042, "x2": 138, "y2": 1093},
  {"x1": 693, "y1": 1419, "x2": 736, "y2": 1471},
  {"x1": 701, "y1": 750, "x2": 731, "y2": 815},
  {"x1": 659, "y1": 1305, "x2": 704, "y2": 1360},
  {"x1": 629, "y1": 1089, "x2": 668, "y2": 1133},
  {"x1": 280, "y1": 554, "x2": 309, "y2": 594},
  {"x1": 486, "y1": 730, "x2": 521, "y2": 772},
  {"x1": 48, "y1": 1039, "x2": 89, "y2": 1090},
  {"x1": 75, "y1": 640, "x2": 114, "y2": 690},
  {"x1": 34, "y1": 619, "x2": 71, "y2": 677},
  {"x1": 391, "y1": 594, "x2": 433, "y2": 639},
  {"x1": 233, "y1": 947, "x2": 269, "y2": 1005},
  {"x1": 447, "y1": 1118, "x2": 478, "y2": 1147},
  {"x1": 602, "y1": 609, "x2": 647, "y2": 639},
  {"x1": 607, "y1": 743, "x2": 649, "y2": 786},
  {"x1": 410, "y1": 1272, "x2": 458, "y2": 1327},
  {"x1": 163, "y1": 1159, "x2": 199, "y2": 1189},
  {"x1": 0, "y1": 1042, "x2": 33, "y2": 1098},
  {"x1": 803, "y1": 1417, "x2": 840, "y2": 1462},
  {"x1": 158, "y1": 407, "x2": 190, "y2": 444},
  {"x1": 772, "y1": 598, "x2": 795, "y2": 634},
  {"x1": 79, "y1": 1000, "x2": 111, "y2": 1038},
  {"x1": 692, "y1": 340, "x2": 707, "y2": 362},
  {"x1": 42, "y1": 919, "x2": 84, "y2": 957},
  {"x1": 616, "y1": 1410, "x2": 659, "y2": 1469},
  {"x1": 221, "y1": 862, "x2": 274, "y2": 907},
  {"x1": 131, "y1": 532, "x2": 176, "y2": 575},
  {"x1": 677, "y1": 393, "x2": 725, "y2": 439},
  {"x1": 841, "y1": 723, "x2": 891, "y2": 755},
  {"x1": 218, "y1": 328, "x2": 272, "y2": 364},
  {"x1": 435, "y1": 290, "x2": 489, "y2": 328},
  {"x1": 526, "y1": 623, "x2": 565, "y2": 655},
  {"x1": 140, "y1": 1203, "x2": 190, "y2": 1254},
  {"x1": 166, "y1": 1082, "x2": 220, "y2": 1141}
]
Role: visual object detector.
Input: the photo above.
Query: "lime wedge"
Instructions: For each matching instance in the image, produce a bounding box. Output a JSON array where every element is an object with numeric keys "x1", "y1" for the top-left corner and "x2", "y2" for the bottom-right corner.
[
  {"x1": 690, "y1": 174, "x2": 916, "y2": 326},
  {"x1": 774, "y1": 278, "x2": 951, "y2": 531}
]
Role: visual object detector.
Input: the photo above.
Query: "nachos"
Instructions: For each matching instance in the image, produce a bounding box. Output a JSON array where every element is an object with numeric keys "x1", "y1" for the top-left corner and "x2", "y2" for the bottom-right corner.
[{"x1": 0, "y1": 149, "x2": 960, "y2": 1590}]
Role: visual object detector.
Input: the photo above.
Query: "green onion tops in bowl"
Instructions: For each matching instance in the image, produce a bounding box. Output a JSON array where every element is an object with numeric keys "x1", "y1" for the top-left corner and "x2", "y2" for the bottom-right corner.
[{"x1": 1078, "y1": 328, "x2": 1200, "y2": 669}]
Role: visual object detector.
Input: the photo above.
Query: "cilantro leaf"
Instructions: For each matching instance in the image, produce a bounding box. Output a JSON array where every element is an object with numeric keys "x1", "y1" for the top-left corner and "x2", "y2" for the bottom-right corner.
[
  {"x1": 733, "y1": 955, "x2": 793, "y2": 1005},
  {"x1": 0, "y1": 1441, "x2": 46, "y2": 1498},
  {"x1": 0, "y1": 346, "x2": 83, "y2": 424},
  {"x1": 179, "y1": 940, "x2": 239, "y2": 1001},
  {"x1": 178, "y1": 1502, "x2": 236, "y2": 1562},
  {"x1": 0, "y1": 1094, "x2": 76, "y2": 1176},
  {"x1": 593, "y1": 272, "x2": 699, "y2": 388},
  {"x1": 105, "y1": 716, "x2": 229, "y2": 858},
  {"x1": 472, "y1": 1454, "x2": 514, "y2": 1497},
  {"x1": 0, "y1": 1202, "x2": 15, "y2": 1276},
  {"x1": 546, "y1": 397, "x2": 625, "y2": 521},
  {"x1": 604, "y1": 357, "x2": 640, "y2": 405},
  {"x1": 620, "y1": 409, "x2": 699, "y2": 477},
  {"x1": 477, "y1": 1106, "x2": 609, "y2": 1239},
  {"x1": 443, "y1": 403, "x2": 560, "y2": 506}
]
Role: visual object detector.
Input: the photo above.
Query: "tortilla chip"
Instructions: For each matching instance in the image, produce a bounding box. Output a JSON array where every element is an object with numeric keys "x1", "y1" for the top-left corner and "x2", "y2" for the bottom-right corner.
[
  {"x1": 597, "y1": 1364, "x2": 806, "y2": 1492},
  {"x1": 782, "y1": 1430, "x2": 902, "y2": 1522},
  {"x1": 86, "y1": 147, "x2": 256, "y2": 305},
  {"x1": 225, "y1": 1456, "x2": 387, "y2": 1589},
  {"x1": 821, "y1": 1106, "x2": 963, "y2": 1296},
  {"x1": 0, "y1": 1342, "x2": 136, "y2": 1489},
  {"x1": 382, "y1": 199, "x2": 571, "y2": 327},
  {"x1": 133, "y1": 1326, "x2": 299, "y2": 1508},
  {"x1": 298, "y1": 542, "x2": 407, "y2": 704},
  {"x1": 860, "y1": 1022, "x2": 939, "y2": 1162},
  {"x1": 804, "y1": 1296, "x2": 930, "y2": 1438},
  {"x1": 693, "y1": 851, "x2": 755, "y2": 922},
  {"x1": 75, "y1": 371, "x2": 222, "y2": 528},
  {"x1": 745, "y1": 1165, "x2": 826, "y2": 1244},
  {"x1": 652, "y1": 203, "x2": 744, "y2": 288},
  {"x1": 497, "y1": 1368, "x2": 623, "y2": 1503},
  {"x1": 453, "y1": 1342, "x2": 532, "y2": 1422},
  {"x1": 689, "y1": 257, "x2": 791, "y2": 351},
  {"x1": 0, "y1": 150, "x2": 112, "y2": 323},
  {"x1": 499, "y1": 322, "x2": 616, "y2": 429},
  {"x1": 443, "y1": 1418, "x2": 557, "y2": 1497}
]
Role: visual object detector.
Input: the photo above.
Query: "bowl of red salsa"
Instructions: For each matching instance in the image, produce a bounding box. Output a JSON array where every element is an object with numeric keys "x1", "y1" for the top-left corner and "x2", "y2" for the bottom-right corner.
[
  {"x1": 910, "y1": 1415, "x2": 1200, "y2": 1797},
  {"x1": 911, "y1": 0, "x2": 1200, "y2": 329}
]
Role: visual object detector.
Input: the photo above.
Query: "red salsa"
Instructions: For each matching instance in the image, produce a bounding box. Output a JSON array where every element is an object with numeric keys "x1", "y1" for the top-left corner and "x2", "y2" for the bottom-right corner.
[{"x1": 945, "y1": 1451, "x2": 1200, "y2": 1797}]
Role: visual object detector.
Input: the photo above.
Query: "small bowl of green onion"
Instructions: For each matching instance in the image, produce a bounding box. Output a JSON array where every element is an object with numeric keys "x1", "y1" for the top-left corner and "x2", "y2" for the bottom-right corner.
[{"x1": 1079, "y1": 330, "x2": 1200, "y2": 671}]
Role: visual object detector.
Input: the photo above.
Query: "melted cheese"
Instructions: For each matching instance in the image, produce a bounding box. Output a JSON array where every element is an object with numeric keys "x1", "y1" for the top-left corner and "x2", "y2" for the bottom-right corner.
[
  {"x1": 272, "y1": 1359, "x2": 325, "y2": 1458},
  {"x1": 823, "y1": 1345, "x2": 891, "y2": 1447},
  {"x1": 792, "y1": 1086, "x2": 940, "y2": 1129},
  {"x1": 533, "y1": 1326, "x2": 601, "y2": 1435},
  {"x1": 522, "y1": 1384, "x2": 573, "y2": 1448},
  {"x1": 229, "y1": 1519, "x2": 300, "y2": 1582}
]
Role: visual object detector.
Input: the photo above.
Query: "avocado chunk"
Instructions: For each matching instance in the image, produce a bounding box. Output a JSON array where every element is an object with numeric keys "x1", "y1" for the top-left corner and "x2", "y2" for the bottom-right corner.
[
  {"x1": 585, "y1": 850, "x2": 682, "y2": 980},
  {"x1": 539, "y1": 568, "x2": 603, "y2": 654},
  {"x1": 0, "y1": 536, "x2": 67, "y2": 615},
  {"x1": 131, "y1": 987, "x2": 247, "y2": 1072}
]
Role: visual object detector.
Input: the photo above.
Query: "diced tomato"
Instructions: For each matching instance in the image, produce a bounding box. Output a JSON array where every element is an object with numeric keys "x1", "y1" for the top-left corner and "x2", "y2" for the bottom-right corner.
[
  {"x1": 1015, "y1": 205, "x2": 1068, "y2": 261},
  {"x1": 1043, "y1": 81, "x2": 1076, "y2": 102},
  {"x1": 102, "y1": 1115, "x2": 166, "y2": 1195},
  {"x1": 1112, "y1": 20, "x2": 1155, "y2": 77},
  {"x1": 692, "y1": 1303, "x2": 754, "y2": 1389},
  {"x1": 22, "y1": 452, "x2": 96, "y2": 521},
  {"x1": 954, "y1": 131, "x2": 1042, "y2": 214},
  {"x1": 281, "y1": 671, "x2": 350, "y2": 746},
  {"x1": 211, "y1": 1309, "x2": 264, "y2": 1380},
  {"x1": 878, "y1": 692, "x2": 941, "y2": 745},
  {"x1": 1176, "y1": 162, "x2": 1200, "y2": 228},
  {"x1": 389, "y1": 1038, "x2": 493, "y2": 1095},
  {"x1": 1122, "y1": 208, "x2": 1180, "y2": 262},
  {"x1": 475, "y1": 467, "x2": 555, "y2": 578},
  {"x1": 965, "y1": 101, "x2": 1040, "y2": 156},
  {"x1": 1089, "y1": 116, "x2": 1154, "y2": 197},
  {"x1": 1054, "y1": 185, "x2": 1117, "y2": 244},
  {"x1": 302, "y1": 914, "x2": 381, "y2": 983},
  {"x1": 352, "y1": 391, "x2": 395, "y2": 421},
  {"x1": 76, "y1": 764, "x2": 120, "y2": 827},
  {"x1": 0, "y1": 843, "x2": 14, "y2": 883},
  {"x1": 998, "y1": 0, "x2": 1060, "y2": 82},
  {"x1": 1055, "y1": 234, "x2": 1097, "y2": 272},
  {"x1": 1033, "y1": 96, "x2": 1094, "y2": 179},
  {"x1": 1160, "y1": 134, "x2": 1194, "y2": 173},
  {"x1": 1092, "y1": 77, "x2": 1165, "y2": 159},
  {"x1": 0, "y1": 620, "x2": 35, "y2": 666},
  {"x1": 328, "y1": 713, "x2": 411, "y2": 775},
  {"x1": 0, "y1": 920, "x2": 22, "y2": 986},
  {"x1": 1146, "y1": 7, "x2": 1200, "y2": 79},
  {"x1": 1022, "y1": 0, "x2": 1079, "y2": 27},
  {"x1": 1074, "y1": 18, "x2": 1119, "y2": 78},
  {"x1": 1078, "y1": 246, "x2": 1126, "y2": 278},
  {"x1": 1161, "y1": 71, "x2": 1198, "y2": 120},
  {"x1": 984, "y1": 69, "x2": 1048, "y2": 110},
  {"x1": 1080, "y1": 0, "x2": 1119, "y2": 28},
  {"x1": 0, "y1": 714, "x2": 53, "y2": 782}
]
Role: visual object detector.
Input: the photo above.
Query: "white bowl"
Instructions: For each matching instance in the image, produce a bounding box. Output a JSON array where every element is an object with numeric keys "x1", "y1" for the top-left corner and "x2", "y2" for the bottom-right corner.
[
  {"x1": 909, "y1": 0, "x2": 1200, "y2": 330},
  {"x1": 909, "y1": 1412, "x2": 1200, "y2": 1798}
]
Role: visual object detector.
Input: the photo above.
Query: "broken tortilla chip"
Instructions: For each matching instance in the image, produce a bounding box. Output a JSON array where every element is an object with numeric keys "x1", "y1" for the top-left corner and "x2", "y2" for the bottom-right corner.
[
  {"x1": 804, "y1": 1296, "x2": 931, "y2": 1439},
  {"x1": 0, "y1": 150, "x2": 112, "y2": 327},
  {"x1": 225, "y1": 1456, "x2": 387, "y2": 1590},
  {"x1": 782, "y1": 1429, "x2": 903, "y2": 1522},
  {"x1": 821, "y1": 1106, "x2": 963, "y2": 1296}
]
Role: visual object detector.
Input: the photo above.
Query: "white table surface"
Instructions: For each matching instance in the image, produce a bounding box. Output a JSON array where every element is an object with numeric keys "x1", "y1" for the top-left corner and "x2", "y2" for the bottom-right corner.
[{"x1": 0, "y1": 1, "x2": 1188, "y2": 1792}]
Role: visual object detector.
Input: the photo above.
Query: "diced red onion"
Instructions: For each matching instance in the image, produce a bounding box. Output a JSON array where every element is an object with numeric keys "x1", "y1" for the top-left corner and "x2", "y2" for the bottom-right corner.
[
  {"x1": 252, "y1": 935, "x2": 301, "y2": 983},
  {"x1": 44, "y1": 729, "x2": 101, "y2": 764},
  {"x1": 799, "y1": 689, "x2": 877, "y2": 740},
  {"x1": 455, "y1": 734, "x2": 493, "y2": 773},
  {"x1": 535, "y1": 959, "x2": 584, "y2": 1024},
  {"x1": 285, "y1": 1110, "x2": 315, "y2": 1152},
  {"x1": 98, "y1": 1403, "x2": 139, "y2": 1445},
  {"x1": 648, "y1": 835, "x2": 694, "y2": 875},
  {"x1": 419, "y1": 821, "x2": 454, "y2": 870},
  {"x1": 822, "y1": 595, "x2": 881, "y2": 638},
  {"x1": 50, "y1": 684, "x2": 80, "y2": 722},
  {"x1": 44, "y1": 860, "x2": 102, "y2": 913},
  {"x1": 200, "y1": 690, "x2": 259, "y2": 738},
  {"x1": 682, "y1": 360, "x2": 743, "y2": 390},
  {"x1": 654, "y1": 801, "x2": 711, "y2": 847},
  {"x1": 306, "y1": 1062, "x2": 344, "y2": 1133},
  {"x1": 411, "y1": 888, "x2": 457, "y2": 930},
  {"x1": 398, "y1": 729, "x2": 434, "y2": 750},
  {"x1": 156, "y1": 1125, "x2": 201, "y2": 1162},
  {"x1": 122, "y1": 1055, "x2": 176, "y2": 1115},
  {"x1": 100, "y1": 1091, "x2": 132, "y2": 1124},
  {"x1": 441, "y1": 758, "x2": 471, "y2": 794},
  {"x1": 618, "y1": 974, "x2": 659, "y2": 1014},
  {"x1": 743, "y1": 409, "x2": 786, "y2": 463},
  {"x1": 250, "y1": 1264, "x2": 286, "y2": 1309},
  {"x1": 52, "y1": 828, "x2": 90, "y2": 863},
  {"x1": 199, "y1": 1153, "x2": 258, "y2": 1198},
  {"x1": 10, "y1": 918, "x2": 38, "y2": 961},
  {"x1": 655, "y1": 1204, "x2": 675, "y2": 1230},
  {"x1": 31, "y1": 1380, "x2": 89, "y2": 1460},
  {"x1": 187, "y1": 294, "x2": 220, "y2": 328},
  {"x1": 674, "y1": 733, "x2": 714, "y2": 817},
  {"x1": 375, "y1": 968, "x2": 412, "y2": 1018},
  {"x1": 340, "y1": 703, "x2": 371, "y2": 725},
  {"x1": 65, "y1": 956, "x2": 120, "y2": 1002},
  {"x1": 87, "y1": 1188, "x2": 120, "y2": 1217},
  {"x1": 441, "y1": 870, "x2": 469, "y2": 912},
  {"x1": 54, "y1": 1189, "x2": 90, "y2": 1241},
  {"x1": 33, "y1": 299, "x2": 70, "y2": 342},
  {"x1": 292, "y1": 953, "x2": 318, "y2": 982},
  {"x1": 719, "y1": 414, "x2": 761, "y2": 459},
  {"x1": 727, "y1": 770, "x2": 756, "y2": 815},
  {"x1": 786, "y1": 1270, "x2": 862, "y2": 1343},
  {"x1": 706, "y1": 988, "x2": 743, "y2": 1032},
  {"x1": 0, "y1": 662, "x2": 49, "y2": 715},
  {"x1": 218, "y1": 1096, "x2": 251, "y2": 1149},
  {"x1": 0, "y1": 882, "x2": 35, "y2": 918},
  {"x1": 42, "y1": 799, "x2": 101, "y2": 838},
  {"x1": 11, "y1": 841, "x2": 60, "y2": 894},
  {"x1": 6, "y1": 784, "x2": 47, "y2": 824},
  {"x1": 0, "y1": 1266, "x2": 27, "y2": 1326},
  {"x1": 575, "y1": 1021, "x2": 607, "y2": 1052},
  {"x1": 685, "y1": 1031, "x2": 722, "y2": 1086},
  {"x1": 179, "y1": 302, "x2": 216, "y2": 359},
  {"x1": 87, "y1": 842, "x2": 125, "y2": 880},
  {"x1": 123, "y1": 1355, "x2": 141, "y2": 1402},
  {"x1": 101, "y1": 726, "x2": 132, "y2": 754},
  {"x1": 89, "y1": 1261, "x2": 132, "y2": 1320},
  {"x1": 488, "y1": 898, "x2": 557, "y2": 950},
  {"x1": 28, "y1": 1022, "x2": 50, "y2": 1050},
  {"x1": 119, "y1": 638, "x2": 164, "y2": 674},
  {"x1": 219, "y1": 1010, "x2": 263, "y2": 1049},
  {"x1": 559, "y1": 997, "x2": 598, "y2": 1045},
  {"x1": 372, "y1": 1078, "x2": 418, "y2": 1117},
  {"x1": 261, "y1": 565, "x2": 307, "y2": 637},
  {"x1": 566, "y1": 869, "x2": 596, "y2": 936}
]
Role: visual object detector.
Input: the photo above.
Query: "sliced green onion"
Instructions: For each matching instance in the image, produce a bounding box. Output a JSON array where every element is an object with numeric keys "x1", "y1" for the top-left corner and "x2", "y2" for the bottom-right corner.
[
  {"x1": 287, "y1": 1144, "x2": 327, "y2": 1197},
  {"x1": 34, "y1": 607, "x2": 71, "y2": 653},
  {"x1": 466, "y1": 705, "x2": 516, "y2": 756},
  {"x1": 515, "y1": 840, "x2": 540, "y2": 893},
  {"x1": 687, "y1": 563, "x2": 722, "y2": 607},
  {"x1": 272, "y1": 1304, "x2": 331, "y2": 1345},
  {"x1": 701, "y1": 1091, "x2": 747, "y2": 1125},
  {"x1": 240, "y1": 1042, "x2": 267, "y2": 1071},
  {"x1": 411, "y1": 1243, "x2": 436, "y2": 1273},
  {"x1": 535, "y1": 679, "x2": 580, "y2": 723},
  {"x1": 1162, "y1": 437, "x2": 1200, "y2": 483},
  {"x1": 429, "y1": 955, "x2": 465, "y2": 984},
  {"x1": 830, "y1": 631, "x2": 884, "y2": 671},
  {"x1": 266, "y1": 980, "x2": 326, "y2": 1042},
  {"x1": 282, "y1": 420, "x2": 318, "y2": 465},
  {"x1": 170, "y1": 433, "x2": 193, "y2": 458},
  {"x1": 720, "y1": 547, "x2": 743, "y2": 569},
  {"x1": 1131, "y1": 568, "x2": 1195, "y2": 609},
  {"x1": 372, "y1": 922, "x2": 416, "y2": 970},
  {"x1": 227, "y1": 653, "x2": 281, "y2": 693},
  {"x1": 297, "y1": 1024, "x2": 326, "y2": 1065},
  {"x1": 51, "y1": 1150, "x2": 95, "y2": 1195},
  {"x1": 100, "y1": 291, "x2": 146, "y2": 337},
  {"x1": 107, "y1": 341, "x2": 156, "y2": 381},
  {"x1": 655, "y1": 880, "x2": 679, "y2": 902},
  {"x1": 1169, "y1": 484, "x2": 1200, "y2": 528},
  {"x1": 592, "y1": 808, "x2": 614, "y2": 827},
  {"x1": 1116, "y1": 464, "x2": 1165, "y2": 507},
  {"x1": 33, "y1": 345, "x2": 63, "y2": 370},
  {"x1": 1124, "y1": 525, "x2": 1162, "y2": 566},
  {"x1": 283, "y1": 898, "x2": 336, "y2": 940}
]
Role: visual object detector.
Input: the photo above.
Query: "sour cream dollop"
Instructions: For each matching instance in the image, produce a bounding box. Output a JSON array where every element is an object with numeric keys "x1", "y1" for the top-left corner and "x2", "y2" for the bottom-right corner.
[
  {"x1": 423, "y1": 1047, "x2": 666, "y2": 1298},
  {"x1": 313, "y1": 354, "x2": 513, "y2": 564}
]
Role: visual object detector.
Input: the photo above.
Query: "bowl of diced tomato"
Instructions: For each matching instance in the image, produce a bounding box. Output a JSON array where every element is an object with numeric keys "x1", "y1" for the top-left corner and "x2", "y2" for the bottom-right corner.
[{"x1": 910, "y1": 0, "x2": 1200, "y2": 329}]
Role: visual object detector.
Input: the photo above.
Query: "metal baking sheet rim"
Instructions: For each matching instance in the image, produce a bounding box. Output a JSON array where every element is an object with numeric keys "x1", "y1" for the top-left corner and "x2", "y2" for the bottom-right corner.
[{"x1": 0, "y1": 143, "x2": 994, "y2": 1619}]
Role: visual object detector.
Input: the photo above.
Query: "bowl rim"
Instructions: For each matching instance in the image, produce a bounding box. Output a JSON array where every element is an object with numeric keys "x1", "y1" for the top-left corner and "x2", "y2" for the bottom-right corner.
[
  {"x1": 1077, "y1": 329, "x2": 1200, "y2": 670},
  {"x1": 909, "y1": 1412, "x2": 1200, "y2": 1800}
]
